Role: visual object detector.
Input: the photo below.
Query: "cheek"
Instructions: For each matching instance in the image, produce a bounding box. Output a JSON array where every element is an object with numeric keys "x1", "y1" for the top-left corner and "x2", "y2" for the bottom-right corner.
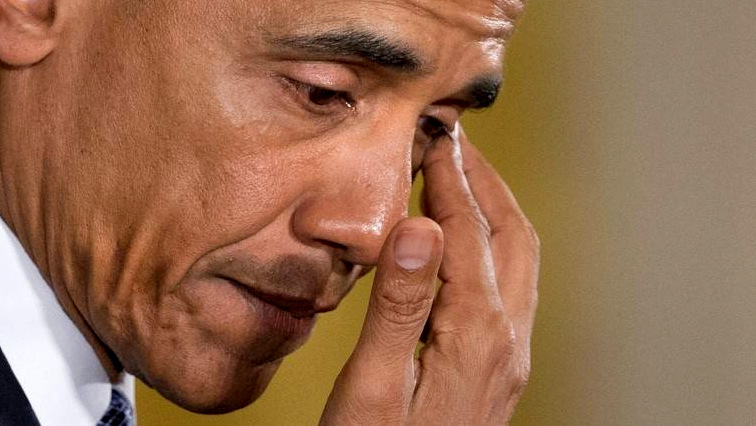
[
  {"x1": 41, "y1": 2, "x2": 336, "y2": 413},
  {"x1": 81, "y1": 140, "x2": 309, "y2": 412}
]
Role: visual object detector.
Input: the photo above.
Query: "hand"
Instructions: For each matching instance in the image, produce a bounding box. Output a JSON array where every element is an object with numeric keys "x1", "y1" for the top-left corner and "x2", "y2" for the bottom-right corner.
[{"x1": 320, "y1": 128, "x2": 540, "y2": 425}]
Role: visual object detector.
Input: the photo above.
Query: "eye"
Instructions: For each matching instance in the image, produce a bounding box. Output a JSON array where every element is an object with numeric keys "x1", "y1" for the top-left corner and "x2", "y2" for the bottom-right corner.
[
  {"x1": 412, "y1": 115, "x2": 456, "y2": 174},
  {"x1": 418, "y1": 116, "x2": 453, "y2": 142},
  {"x1": 282, "y1": 77, "x2": 355, "y2": 115},
  {"x1": 306, "y1": 86, "x2": 353, "y2": 107}
]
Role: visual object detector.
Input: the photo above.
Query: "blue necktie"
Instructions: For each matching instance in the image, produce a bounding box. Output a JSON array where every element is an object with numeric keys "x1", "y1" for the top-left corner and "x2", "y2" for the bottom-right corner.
[{"x1": 97, "y1": 388, "x2": 134, "y2": 426}]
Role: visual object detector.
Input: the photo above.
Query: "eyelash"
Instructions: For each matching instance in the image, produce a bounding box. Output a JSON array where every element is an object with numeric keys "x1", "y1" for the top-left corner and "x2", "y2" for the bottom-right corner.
[
  {"x1": 282, "y1": 77, "x2": 355, "y2": 115},
  {"x1": 282, "y1": 77, "x2": 454, "y2": 141},
  {"x1": 419, "y1": 116, "x2": 453, "y2": 142}
]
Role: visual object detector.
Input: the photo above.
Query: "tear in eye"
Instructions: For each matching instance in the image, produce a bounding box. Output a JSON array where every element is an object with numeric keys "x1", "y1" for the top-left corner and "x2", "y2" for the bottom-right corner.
[
  {"x1": 419, "y1": 116, "x2": 451, "y2": 141},
  {"x1": 283, "y1": 77, "x2": 355, "y2": 112},
  {"x1": 306, "y1": 86, "x2": 352, "y2": 108}
]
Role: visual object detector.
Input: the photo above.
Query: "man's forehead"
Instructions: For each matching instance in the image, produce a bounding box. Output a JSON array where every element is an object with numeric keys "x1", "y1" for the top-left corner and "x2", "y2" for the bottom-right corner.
[
  {"x1": 264, "y1": 0, "x2": 509, "y2": 109},
  {"x1": 389, "y1": 0, "x2": 524, "y2": 39},
  {"x1": 269, "y1": 0, "x2": 523, "y2": 41}
]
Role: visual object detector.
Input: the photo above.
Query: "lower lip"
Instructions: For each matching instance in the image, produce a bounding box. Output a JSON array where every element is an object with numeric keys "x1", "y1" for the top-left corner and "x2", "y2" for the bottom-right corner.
[{"x1": 225, "y1": 279, "x2": 316, "y2": 338}]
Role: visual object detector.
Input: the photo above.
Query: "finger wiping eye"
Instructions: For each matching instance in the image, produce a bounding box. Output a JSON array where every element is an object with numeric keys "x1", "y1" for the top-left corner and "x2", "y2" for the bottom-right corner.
[{"x1": 420, "y1": 134, "x2": 500, "y2": 305}]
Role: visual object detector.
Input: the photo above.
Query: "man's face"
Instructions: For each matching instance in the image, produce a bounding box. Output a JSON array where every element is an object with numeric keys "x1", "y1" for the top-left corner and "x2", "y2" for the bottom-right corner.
[{"x1": 9, "y1": 0, "x2": 516, "y2": 413}]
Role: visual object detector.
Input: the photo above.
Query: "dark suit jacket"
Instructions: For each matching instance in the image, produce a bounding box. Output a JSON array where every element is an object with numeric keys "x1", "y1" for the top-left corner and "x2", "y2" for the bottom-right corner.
[{"x1": 0, "y1": 347, "x2": 40, "y2": 425}]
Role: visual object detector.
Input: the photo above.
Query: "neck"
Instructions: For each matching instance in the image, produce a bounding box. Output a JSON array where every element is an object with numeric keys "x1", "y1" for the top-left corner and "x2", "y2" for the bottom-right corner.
[{"x1": 0, "y1": 217, "x2": 124, "y2": 384}]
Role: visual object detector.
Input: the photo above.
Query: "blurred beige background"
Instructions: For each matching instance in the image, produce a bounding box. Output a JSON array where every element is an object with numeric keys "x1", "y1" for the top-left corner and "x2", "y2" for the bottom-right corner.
[{"x1": 137, "y1": 1, "x2": 756, "y2": 424}]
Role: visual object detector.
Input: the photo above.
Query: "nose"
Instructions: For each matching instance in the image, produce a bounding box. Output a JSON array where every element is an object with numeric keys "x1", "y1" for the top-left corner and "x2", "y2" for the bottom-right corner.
[{"x1": 291, "y1": 130, "x2": 413, "y2": 267}]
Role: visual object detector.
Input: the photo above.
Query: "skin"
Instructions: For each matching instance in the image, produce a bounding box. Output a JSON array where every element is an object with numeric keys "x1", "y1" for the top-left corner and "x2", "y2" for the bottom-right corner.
[{"x1": 0, "y1": 0, "x2": 538, "y2": 422}]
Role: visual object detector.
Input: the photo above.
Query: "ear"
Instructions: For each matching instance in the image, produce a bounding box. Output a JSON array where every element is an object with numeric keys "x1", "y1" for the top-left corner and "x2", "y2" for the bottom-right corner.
[{"x1": 0, "y1": 0, "x2": 57, "y2": 66}]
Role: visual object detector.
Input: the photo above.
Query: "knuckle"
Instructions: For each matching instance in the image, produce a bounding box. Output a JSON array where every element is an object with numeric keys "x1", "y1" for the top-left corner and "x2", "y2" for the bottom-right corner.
[
  {"x1": 510, "y1": 361, "x2": 532, "y2": 399},
  {"x1": 330, "y1": 373, "x2": 405, "y2": 423},
  {"x1": 352, "y1": 377, "x2": 405, "y2": 411},
  {"x1": 488, "y1": 314, "x2": 517, "y2": 360},
  {"x1": 435, "y1": 204, "x2": 491, "y2": 237},
  {"x1": 375, "y1": 283, "x2": 433, "y2": 328},
  {"x1": 433, "y1": 309, "x2": 515, "y2": 364},
  {"x1": 493, "y1": 215, "x2": 540, "y2": 261},
  {"x1": 432, "y1": 310, "x2": 485, "y2": 349},
  {"x1": 434, "y1": 323, "x2": 474, "y2": 352}
]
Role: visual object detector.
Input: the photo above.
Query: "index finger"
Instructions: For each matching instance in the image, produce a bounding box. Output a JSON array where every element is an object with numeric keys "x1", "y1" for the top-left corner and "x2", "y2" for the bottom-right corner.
[{"x1": 421, "y1": 133, "x2": 501, "y2": 309}]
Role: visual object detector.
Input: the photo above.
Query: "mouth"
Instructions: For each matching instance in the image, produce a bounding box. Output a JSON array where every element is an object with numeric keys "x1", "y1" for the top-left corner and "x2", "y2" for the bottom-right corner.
[{"x1": 218, "y1": 275, "x2": 318, "y2": 337}]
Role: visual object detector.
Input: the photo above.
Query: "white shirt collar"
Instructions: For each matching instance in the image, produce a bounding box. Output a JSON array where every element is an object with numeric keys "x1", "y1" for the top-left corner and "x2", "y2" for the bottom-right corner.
[{"x1": 0, "y1": 218, "x2": 135, "y2": 425}]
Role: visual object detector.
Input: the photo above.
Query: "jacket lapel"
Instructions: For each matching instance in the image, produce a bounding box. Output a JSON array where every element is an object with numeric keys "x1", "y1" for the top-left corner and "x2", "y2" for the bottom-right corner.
[{"x1": 0, "y1": 346, "x2": 40, "y2": 426}]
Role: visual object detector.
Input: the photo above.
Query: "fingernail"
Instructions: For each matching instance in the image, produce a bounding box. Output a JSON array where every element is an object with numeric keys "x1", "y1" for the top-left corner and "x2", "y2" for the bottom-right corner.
[{"x1": 394, "y1": 229, "x2": 434, "y2": 271}]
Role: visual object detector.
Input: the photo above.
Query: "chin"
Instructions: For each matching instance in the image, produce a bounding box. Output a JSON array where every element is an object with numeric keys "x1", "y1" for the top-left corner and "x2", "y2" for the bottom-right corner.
[
  {"x1": 120, "y1": 311, "x2": 309, "y2": 414},
  {"x1": 105, "y1": 267, "x2": 319, "y2": 413},
  {"x1": 136, "y1": 352, "x2": 284, "y2": 414}
]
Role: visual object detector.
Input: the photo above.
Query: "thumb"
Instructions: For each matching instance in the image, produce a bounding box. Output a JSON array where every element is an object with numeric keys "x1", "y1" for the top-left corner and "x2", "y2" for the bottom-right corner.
[
  {"x1": 321, "y1": 218, "x2": 442, "y2": 424},
  {"x1": 354, "y1": 217, "x2": 443, "y2": 366}
]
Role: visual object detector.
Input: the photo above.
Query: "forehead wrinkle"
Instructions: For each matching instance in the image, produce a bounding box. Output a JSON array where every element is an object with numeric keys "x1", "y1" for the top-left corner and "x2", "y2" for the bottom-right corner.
[
  {"x1": 488, "y1": 0, "x2": 524, "y2": 37},
  {"x1": 395, "y1": 0, "x2": 521, "y2": 40},
  {"x1": 493, "y1": 0, "x2": 525, "y2": 20}
]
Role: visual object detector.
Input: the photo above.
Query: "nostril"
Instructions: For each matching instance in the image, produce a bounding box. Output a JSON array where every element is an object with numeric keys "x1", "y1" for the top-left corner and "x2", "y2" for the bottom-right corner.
[
  {"x1": 343, "y1": 260, "x2": 357, "y2": 275},
  {"x1": 315, "y1": 238, "x2": 348, "y2": 252},
  {"x1": 314, "y1": 239, "x2": 366, "y2": 275}
]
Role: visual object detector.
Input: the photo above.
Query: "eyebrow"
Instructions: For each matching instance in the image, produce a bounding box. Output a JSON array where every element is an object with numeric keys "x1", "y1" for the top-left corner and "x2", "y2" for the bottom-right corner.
[
  {"x1": 270, "y1": 29, "x2": 427, "y2": 73},
  {"x1": 270, "y1": 29, "x2": 503, "y2": 109}
]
